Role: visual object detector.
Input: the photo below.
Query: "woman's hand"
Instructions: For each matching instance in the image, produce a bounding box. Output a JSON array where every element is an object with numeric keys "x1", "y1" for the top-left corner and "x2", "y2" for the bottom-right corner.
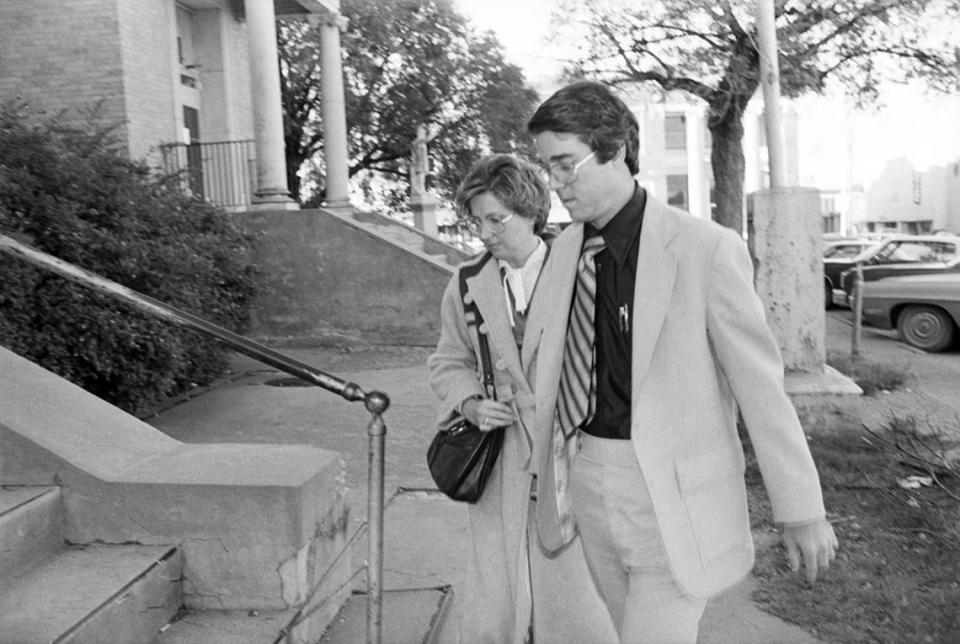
[{"x1": 462, "y1": 397, "x2": 515, "y2": 432}]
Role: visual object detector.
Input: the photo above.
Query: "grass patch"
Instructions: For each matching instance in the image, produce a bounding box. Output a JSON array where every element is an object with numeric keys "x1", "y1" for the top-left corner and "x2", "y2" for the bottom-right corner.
[
  {"x1": 827, "y1": 351, "x2": 913, "y2": 396},
  {"x1": 745, "y1": 417, "x2": 960, "y2": 643}
]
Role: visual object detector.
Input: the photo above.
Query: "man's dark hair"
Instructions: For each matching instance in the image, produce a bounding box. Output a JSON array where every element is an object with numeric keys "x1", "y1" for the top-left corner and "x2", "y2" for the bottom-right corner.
[{"x1": 527, "y1": 81, "x2": 640, "y2": 176}]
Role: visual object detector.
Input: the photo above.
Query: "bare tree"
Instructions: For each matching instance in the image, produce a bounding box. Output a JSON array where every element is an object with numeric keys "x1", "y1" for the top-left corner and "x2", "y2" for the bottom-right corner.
[{"x1": 553, "y1": 0, "x2": 960, "y2": 231}]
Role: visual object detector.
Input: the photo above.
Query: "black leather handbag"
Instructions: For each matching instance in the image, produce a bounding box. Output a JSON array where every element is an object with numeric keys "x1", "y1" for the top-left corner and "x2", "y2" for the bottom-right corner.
[{"x1": 427, "y1": 254, "x2": 504, "y2": 503}]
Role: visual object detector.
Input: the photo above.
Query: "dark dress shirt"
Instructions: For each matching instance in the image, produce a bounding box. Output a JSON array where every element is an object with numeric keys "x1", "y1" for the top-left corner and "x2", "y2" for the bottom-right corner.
[{"x1": 581, "y1": 184, "x2": 646, "y2": 439}]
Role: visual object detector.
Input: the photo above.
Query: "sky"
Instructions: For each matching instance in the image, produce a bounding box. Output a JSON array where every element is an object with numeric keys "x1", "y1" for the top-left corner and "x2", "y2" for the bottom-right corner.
[
  {"x1": 454, "y1": 0, "x2": 960, "y2": 191},
  {"x1": 453, "y1": 0, "x2": 564, "y2": 90}
]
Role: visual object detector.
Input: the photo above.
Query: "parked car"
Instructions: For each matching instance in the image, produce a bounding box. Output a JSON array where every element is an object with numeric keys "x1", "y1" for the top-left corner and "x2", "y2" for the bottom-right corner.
[
  {"x1": 839, "y1": 255, "x2": 960, "y2": 305},
  {"x1": 860, "y1": 273, "x2": 960, "y2": 352},
  {"x1": 824, "y1": 234, "x2": 960, "y2": 308},
  {"x1": 823, "y1": 238, "x2": 876, "y2": 260}
]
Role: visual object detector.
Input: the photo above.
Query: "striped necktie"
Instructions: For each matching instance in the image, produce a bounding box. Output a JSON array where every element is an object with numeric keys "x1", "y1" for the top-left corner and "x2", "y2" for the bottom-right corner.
[
  {"x1": 557, "y1": 234, "x2": 606, "y2": 437},
  {"x1": 549, "y1": 234, "x2": 605, "y2": 545}
]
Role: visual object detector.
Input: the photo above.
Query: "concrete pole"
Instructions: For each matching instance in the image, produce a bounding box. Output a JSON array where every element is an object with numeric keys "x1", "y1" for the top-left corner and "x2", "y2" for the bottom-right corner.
[
  {"x1": 311, "y1": 2, "x2": 351, "y2": 210},
  {"x1": 757, "y1": 0, "x2": 786, "y2": 188},
  {"x1": 749, "y1": 1, "x2": 860, "y2": 400},
  {"x1": 244, "y1": 0, "x2": 297, "y2": 209}
]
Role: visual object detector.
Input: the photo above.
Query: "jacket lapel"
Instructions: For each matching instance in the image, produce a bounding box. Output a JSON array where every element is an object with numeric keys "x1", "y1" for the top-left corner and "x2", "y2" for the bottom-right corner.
[
  {"x1": 532, "y1": 225, "x2": 583, "y2": 421},
  {"x1": 466, "y1": 260, "x2": 525, "y2": 386},
  {"x1": 631, "y1": 198, "x2": 679, "y2": 389}
]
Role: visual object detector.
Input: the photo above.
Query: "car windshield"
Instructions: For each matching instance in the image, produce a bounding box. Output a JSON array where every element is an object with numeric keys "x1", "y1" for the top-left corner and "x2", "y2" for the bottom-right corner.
[
  {"x1": 873, "y1": 240, "x2": 958, "y2": 263},
  {"x1": 824, "y1": 242, "x2": 871, "y2": 259}
]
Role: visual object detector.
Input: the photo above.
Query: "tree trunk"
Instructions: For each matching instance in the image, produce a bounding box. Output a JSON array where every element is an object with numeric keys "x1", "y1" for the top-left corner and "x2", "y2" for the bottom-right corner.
[
  {"x1": 708, "y1": 112, "x2": 746, "y2": 233},
  {"x1": 285, "y1": 155, "x2": 302, "y2": 204}
]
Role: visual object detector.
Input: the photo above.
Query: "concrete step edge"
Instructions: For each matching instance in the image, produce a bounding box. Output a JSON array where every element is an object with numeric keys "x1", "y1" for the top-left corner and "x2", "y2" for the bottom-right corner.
[
  {"x1": 0, "y1": 543, "x2": 181, "y2": 644},
  {"x1": 157, "y1": 608, "x2": 298, "y2": 644},
  {"x1": 424, "y1": 585, "x2": 455, "y2": 644},
  {"x1": 319, "y1": 587, "x2": 451, "y2": 644},
  {"x1": 0, "y1": 485, "x2": 62, "y2": 581}
]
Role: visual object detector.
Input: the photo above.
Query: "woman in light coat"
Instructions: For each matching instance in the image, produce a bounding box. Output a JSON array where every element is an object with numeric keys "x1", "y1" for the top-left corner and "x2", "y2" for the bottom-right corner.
[{"x1": 428, "y1": 155, "x2": 615, "y2": 643}]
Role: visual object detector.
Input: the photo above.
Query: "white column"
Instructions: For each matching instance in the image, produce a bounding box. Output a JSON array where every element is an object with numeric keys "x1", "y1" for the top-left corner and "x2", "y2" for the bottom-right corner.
[
  {"x1": 685, "y1": 104, "x2": 706, "y2": 218},
  {"x1": 310, "y1": 2, "x2": 351, "y2": 209},
  {"x1": 245, "y1": 0, "x2": 297, "y2": 209}
]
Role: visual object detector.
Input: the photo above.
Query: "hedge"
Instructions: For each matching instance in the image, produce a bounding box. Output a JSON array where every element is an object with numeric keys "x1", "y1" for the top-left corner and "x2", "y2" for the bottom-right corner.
[{"x1": 0, "y1": 103, "x2": 260, "y2": 415}]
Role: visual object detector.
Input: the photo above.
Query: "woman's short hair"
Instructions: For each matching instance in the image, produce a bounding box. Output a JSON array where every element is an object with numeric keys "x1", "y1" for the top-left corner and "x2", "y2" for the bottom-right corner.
[
  {"x1": 527, "y1": 81, "x2": 640, "y2": 176},
  {"x1": 455, "y1": 154, "x2": 550, "y2": 234}
]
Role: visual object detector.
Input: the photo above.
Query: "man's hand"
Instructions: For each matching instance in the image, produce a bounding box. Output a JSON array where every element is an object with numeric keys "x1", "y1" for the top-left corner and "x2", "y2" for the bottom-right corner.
[{"x1": 782, "y1": 517, "x2": 839, "y2": 585}]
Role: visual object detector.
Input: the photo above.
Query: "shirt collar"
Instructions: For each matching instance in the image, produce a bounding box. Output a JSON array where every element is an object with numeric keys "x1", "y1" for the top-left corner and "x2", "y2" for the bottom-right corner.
[
  {"x1": 497, "y1": 236, "x2": 546, "y2": 276},
  {"x1": 584, "y1": 183, "x2": 645, "y2": 267}
]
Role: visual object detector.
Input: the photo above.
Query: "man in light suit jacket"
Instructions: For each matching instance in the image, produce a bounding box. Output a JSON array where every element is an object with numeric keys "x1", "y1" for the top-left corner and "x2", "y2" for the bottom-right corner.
[{"x1": 523, "y1": 81, "x2": 838, "y2": 642}]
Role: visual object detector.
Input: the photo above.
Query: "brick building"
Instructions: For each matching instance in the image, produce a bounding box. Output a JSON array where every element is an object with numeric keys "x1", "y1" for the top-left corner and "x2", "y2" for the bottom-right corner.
[{"x1": 0, "y1": 0, "x2": 347, "y2": 211}]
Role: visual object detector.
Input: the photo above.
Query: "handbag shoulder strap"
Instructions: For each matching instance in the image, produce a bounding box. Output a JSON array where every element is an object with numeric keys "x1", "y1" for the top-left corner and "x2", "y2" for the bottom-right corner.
[{"x1": 458, "y1": 252, "x2": 496, "y2": 400}]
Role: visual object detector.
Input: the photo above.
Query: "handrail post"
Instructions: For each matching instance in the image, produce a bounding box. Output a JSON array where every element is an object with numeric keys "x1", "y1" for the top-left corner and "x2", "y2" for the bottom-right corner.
[
  {"x1": 364, "y1": 392, "x2": 389, "y2": 644},
  {"x1": 851, "y1": 262, "x2": 863, "y2": 358}
]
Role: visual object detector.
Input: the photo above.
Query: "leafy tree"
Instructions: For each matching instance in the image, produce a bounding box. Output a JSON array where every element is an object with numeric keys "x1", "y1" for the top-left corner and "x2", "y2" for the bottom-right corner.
[
  {"x1": 552, "y1": 0, "x2": 960, "y2": 232},
  {"x1": 279, "y1": 0, "x2": 540, "y2": 208}
]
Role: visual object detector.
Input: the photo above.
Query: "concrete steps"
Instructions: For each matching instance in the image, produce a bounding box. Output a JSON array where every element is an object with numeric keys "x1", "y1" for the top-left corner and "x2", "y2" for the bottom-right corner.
[
  {"x1": 319, "y1": 588, "x2": 452, "y2": 644},
  {"x1": 158, "y1": 608, "x2": 297, "y2": 643},
  {"x1": 318, "y1": 492, "x2": 465, "y2": 644},
  {"x1": 349, "y1": 209, "x2": 470, "y2": 268},
  {"x1": 0, "y1": 486, "x2": 181, "y2": 644},
  {"x1": 0, "y1": 486, "x2": 62, "y2": 582}
]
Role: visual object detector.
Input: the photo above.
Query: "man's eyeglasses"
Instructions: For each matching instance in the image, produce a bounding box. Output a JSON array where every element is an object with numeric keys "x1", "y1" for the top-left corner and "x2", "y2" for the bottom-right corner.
[
  {"x1": 539, "y1": 151, "x2": 596, "y2": 186},
  {"x1": 464, "y1": 213, "x2": 514, "y2": 236}
]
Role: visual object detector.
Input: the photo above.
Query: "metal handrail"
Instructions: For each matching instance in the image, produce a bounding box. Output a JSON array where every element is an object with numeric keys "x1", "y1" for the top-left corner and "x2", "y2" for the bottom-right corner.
[
  {"x1": 0, "y1": 233, "x2": 387, "y2": 644},
  {"x1": 159, "y1": 139, "x2": 256, "y2": 209}
]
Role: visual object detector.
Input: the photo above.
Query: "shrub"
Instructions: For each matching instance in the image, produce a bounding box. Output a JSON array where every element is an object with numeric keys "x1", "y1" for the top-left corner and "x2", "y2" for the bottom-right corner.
[{"x1": 0, "y1": 103, "x2": 259, "y2": 415}]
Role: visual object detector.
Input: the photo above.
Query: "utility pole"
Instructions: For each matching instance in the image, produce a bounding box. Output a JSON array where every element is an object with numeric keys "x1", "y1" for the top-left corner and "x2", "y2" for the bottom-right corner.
[
  {"x1": 757, "y1": 0, "x2": 787, "y2": 188},
  {"x1": 747, "y1": 0, "x2": 861, "y2": 398}
]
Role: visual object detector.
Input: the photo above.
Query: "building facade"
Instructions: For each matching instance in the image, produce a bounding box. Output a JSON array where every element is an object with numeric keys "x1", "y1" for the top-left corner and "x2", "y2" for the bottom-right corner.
[
  {"x1": 862, "y1": 157, "x2": 960, "y2": 235},
  {"x1": 616, "y1": 89, "x2": 800, "y2": 224},
  {"x1": 0, "y1": 0, "x2": 339, "y2": 211}
]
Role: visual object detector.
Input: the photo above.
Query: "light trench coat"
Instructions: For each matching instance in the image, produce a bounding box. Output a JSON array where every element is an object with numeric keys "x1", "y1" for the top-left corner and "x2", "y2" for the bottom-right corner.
[{"x1": 428, "y1": 251, "x2": 616, "y2": 644}]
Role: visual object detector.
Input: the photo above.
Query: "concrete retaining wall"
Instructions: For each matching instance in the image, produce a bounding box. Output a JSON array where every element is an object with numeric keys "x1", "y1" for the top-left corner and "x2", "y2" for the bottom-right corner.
[{"x1": 239, "y1": 208, "x2": 456, "y2": 347}]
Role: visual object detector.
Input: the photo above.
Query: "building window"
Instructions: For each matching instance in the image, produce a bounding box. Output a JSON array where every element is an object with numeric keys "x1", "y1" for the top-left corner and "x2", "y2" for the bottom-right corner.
[
  {"x1": 822, "y1": 214, "x2": 840, "y2": 234},
  {"x1": 664, "y1": 113, "x2": 686, "y2": 150},
  {"x1": 666, "y1": 174, "x2": 689, "y2": 210}
]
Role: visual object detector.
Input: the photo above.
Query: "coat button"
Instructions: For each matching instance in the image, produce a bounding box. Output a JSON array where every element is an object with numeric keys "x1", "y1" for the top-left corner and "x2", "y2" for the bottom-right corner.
[
  {"x1": 478, "y1": 322, "x2": 489, "y2": 334},
  {"x1": 495, "y1": 359, "x2": 507, "y2": 370},
  {"x1": 463, "y1": 293, "x2": 474, "y2": 304}
]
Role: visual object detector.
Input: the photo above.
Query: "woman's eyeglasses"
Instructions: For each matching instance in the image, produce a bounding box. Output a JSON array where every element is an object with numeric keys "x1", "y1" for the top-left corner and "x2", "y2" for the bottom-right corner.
[{"x1": 464, "y1": 213, "x2": 514, "y2": 236}]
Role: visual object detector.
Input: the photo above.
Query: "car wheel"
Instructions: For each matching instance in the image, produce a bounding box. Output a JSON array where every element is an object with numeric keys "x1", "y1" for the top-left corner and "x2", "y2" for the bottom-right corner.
[{"x1": 896, "y1": 305, "x2": 956, "y2": 352}]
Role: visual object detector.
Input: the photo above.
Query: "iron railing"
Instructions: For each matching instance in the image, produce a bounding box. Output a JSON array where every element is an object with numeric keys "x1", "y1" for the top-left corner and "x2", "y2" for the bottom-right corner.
[
  {"x1": 160, "y1": 140, "x2": 256, "y2": 209},
  {"x1": 0, "y1": 233, "x2": 388, "y2": 644}
]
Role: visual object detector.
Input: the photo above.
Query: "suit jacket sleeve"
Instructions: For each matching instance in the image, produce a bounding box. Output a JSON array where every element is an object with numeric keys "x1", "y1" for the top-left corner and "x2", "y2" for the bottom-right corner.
[
  {"x1": 705, "y1": 229, "x2": 826, "y2": 524},
  {"x1": 427, "y1": 270, "x2": 486, "y2": 422}
]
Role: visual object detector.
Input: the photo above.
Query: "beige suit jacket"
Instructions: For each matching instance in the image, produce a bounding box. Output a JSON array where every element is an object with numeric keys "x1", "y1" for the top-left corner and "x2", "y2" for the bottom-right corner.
[{"x1": 528, "y1": 195, "x2": 827, "y2": 598}]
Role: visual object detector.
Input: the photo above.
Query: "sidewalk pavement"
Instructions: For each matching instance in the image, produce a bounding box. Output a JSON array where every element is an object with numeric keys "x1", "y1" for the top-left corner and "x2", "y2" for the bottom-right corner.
[{"x1": 148, "y1": 313, "x2": 960, "y2": 643}]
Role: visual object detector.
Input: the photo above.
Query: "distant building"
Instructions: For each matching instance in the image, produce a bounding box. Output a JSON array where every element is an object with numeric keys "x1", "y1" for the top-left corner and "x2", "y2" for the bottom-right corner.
[
  {"x1": 818, "y1": 187, "x2": 867, "y2": 236},
  {"x1": 611, "y1": 88, "x2": 800, "y2": 226},
  {"x1": 862, "y1": 158, "x2": 960, "y2": 235}
]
